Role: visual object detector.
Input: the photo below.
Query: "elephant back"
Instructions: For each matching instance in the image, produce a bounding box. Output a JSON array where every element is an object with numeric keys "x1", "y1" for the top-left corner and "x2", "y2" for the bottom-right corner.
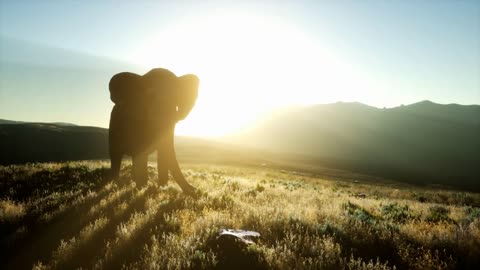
[
  {"x1": 109, "y1": 72, "x2": 144, "y2": 105},
  {"x1": 176, "y1": 74, "x2": 199, "y2": 121}
]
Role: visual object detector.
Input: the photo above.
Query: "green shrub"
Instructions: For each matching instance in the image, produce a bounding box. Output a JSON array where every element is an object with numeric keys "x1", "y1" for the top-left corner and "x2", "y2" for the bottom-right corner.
[
  {"x1": 207, "y1": 195, "x2": 234, "y2": 210},
  {"x1": 343, "y1": 201, "x2": 376, "y2": 224},
  {"x1": 463, "y1": 207, "x2": 480, "y2": 224},
  {"x1": 426, "y1": 205, "x2": 451, "y2": 223},
  {"x1": 255, "y1": 184, "x2": 265, "y2": 192},
  {"x1": 381, "y1": 203, "x2": 412, "y2": 223}
]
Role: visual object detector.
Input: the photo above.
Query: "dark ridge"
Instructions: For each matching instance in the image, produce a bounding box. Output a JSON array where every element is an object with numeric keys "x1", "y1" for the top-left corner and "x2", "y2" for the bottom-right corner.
[{"x1": 0, "y1": 123, "x2": 109, "y2": 164}]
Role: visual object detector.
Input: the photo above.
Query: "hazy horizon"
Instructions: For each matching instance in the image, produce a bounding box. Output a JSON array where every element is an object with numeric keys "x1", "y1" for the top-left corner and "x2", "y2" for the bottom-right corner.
[
  {"x1": 2, "y1": 99, "x2": 478, "y2": 131},
  {"x1": 1, "y1": 0, "x2": 479, "y2": 136}
]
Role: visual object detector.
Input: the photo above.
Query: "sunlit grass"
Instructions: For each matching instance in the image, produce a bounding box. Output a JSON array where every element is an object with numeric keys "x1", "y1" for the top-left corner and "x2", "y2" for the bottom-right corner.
[
  {"x1": 1, "y1": 161, "x2": 479, "y2": 269},
  {"x1": 0, "y1": 199, "x2": 26, "y2": 222}
]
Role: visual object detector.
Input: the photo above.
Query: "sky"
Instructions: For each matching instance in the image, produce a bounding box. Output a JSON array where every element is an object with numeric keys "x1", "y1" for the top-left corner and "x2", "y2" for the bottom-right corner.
[{"x1": 1, "y1": 0, "x2": 479, "y2": 136}]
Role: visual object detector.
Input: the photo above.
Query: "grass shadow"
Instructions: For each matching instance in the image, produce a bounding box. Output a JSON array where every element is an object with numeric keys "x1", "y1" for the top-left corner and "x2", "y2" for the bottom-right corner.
[
  {"x1": 3, "y1": 166, "x2": 120, "y2": 269},
  {"x1": 52, "y1": 183, "x2": 163, "y2": 269}
]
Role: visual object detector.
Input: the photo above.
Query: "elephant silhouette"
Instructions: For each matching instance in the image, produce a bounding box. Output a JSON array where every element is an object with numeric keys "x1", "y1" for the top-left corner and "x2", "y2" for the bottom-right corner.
[{"x1": 108, "y1": 68, "x2": 199, "y2": 194}]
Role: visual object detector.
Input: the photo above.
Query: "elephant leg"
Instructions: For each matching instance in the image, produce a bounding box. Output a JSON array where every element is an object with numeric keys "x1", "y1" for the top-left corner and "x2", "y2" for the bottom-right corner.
[
  {"x1": 109, "y1": 105, "x2": 123, "y2": 180},
  {"x1": 132, "y1": 153, "x2": 148, "y2": 186},
  {"x1": 110, "y1": 151, "x2": 122, "y2": 180}
]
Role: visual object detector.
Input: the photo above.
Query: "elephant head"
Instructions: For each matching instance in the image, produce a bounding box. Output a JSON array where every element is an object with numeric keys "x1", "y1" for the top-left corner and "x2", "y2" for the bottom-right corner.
[
  {"x1": 110, "y1": 69, "x2": 199, "y2": 122},
  {"x1": 142, "y1": 68, "x2": 199, "y2": 123}
]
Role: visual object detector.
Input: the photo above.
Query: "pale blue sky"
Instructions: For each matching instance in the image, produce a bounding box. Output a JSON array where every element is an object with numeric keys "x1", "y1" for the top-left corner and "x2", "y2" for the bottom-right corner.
[{"x1": 1, "y1": 0, "x2": 479, "y2": 135}]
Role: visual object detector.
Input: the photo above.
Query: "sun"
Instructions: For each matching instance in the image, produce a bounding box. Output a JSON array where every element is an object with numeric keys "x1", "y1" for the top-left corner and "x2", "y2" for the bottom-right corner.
[{"x1": 132, "y1": 11, "x2": 372, "y2": 137}]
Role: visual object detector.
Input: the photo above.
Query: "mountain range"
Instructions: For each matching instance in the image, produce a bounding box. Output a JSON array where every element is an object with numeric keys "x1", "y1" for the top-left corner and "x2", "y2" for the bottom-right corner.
[{"x1": 229, "y1": 100, "x2": 480, "y2": 190}]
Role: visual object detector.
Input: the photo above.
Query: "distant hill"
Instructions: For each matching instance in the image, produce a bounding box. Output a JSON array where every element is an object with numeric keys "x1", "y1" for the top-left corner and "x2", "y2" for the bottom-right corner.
[
  {"x1": 0, "y1": 119, "x2": 77, "y2": 126},
  {"x1": 0, "y1": 121, "x2": 267, "y2": 167},
  {"x1": 229, "y1": 101, "x2": 480, "y2": 190},
  {"x1": 0, "y1": 119, "x2": 24, "y2": 125},
  {"x1": 0, "y1": 123, "x2": 109, "y2": 164}
]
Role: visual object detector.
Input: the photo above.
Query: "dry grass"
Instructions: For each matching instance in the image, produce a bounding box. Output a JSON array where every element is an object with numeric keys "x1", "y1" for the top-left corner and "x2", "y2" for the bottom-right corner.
[{"x1": 1, "y1": 161, "x2": 479, "y2": 269}]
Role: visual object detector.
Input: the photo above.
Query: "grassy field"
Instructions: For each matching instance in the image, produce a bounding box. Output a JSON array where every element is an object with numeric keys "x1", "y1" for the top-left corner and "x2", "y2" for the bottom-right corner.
[{"x1": 1, "y1": 161, "x2": 479, "y2": 269}]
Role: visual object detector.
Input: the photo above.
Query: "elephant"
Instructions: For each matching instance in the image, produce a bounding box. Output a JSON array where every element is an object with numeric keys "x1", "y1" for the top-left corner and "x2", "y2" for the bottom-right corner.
[{"x1": 108, "y1": 68, "x2": 199, "y2": 194}]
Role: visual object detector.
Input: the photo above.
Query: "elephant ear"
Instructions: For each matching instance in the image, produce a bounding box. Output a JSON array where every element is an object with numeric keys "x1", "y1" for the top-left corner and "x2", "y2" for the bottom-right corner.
[
  {"x1": 109, "y1": 72, "x2": 143, "y2": 105},
  {"x1": 176, "y1": 74, "x2": 199, "y2": 121}
]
